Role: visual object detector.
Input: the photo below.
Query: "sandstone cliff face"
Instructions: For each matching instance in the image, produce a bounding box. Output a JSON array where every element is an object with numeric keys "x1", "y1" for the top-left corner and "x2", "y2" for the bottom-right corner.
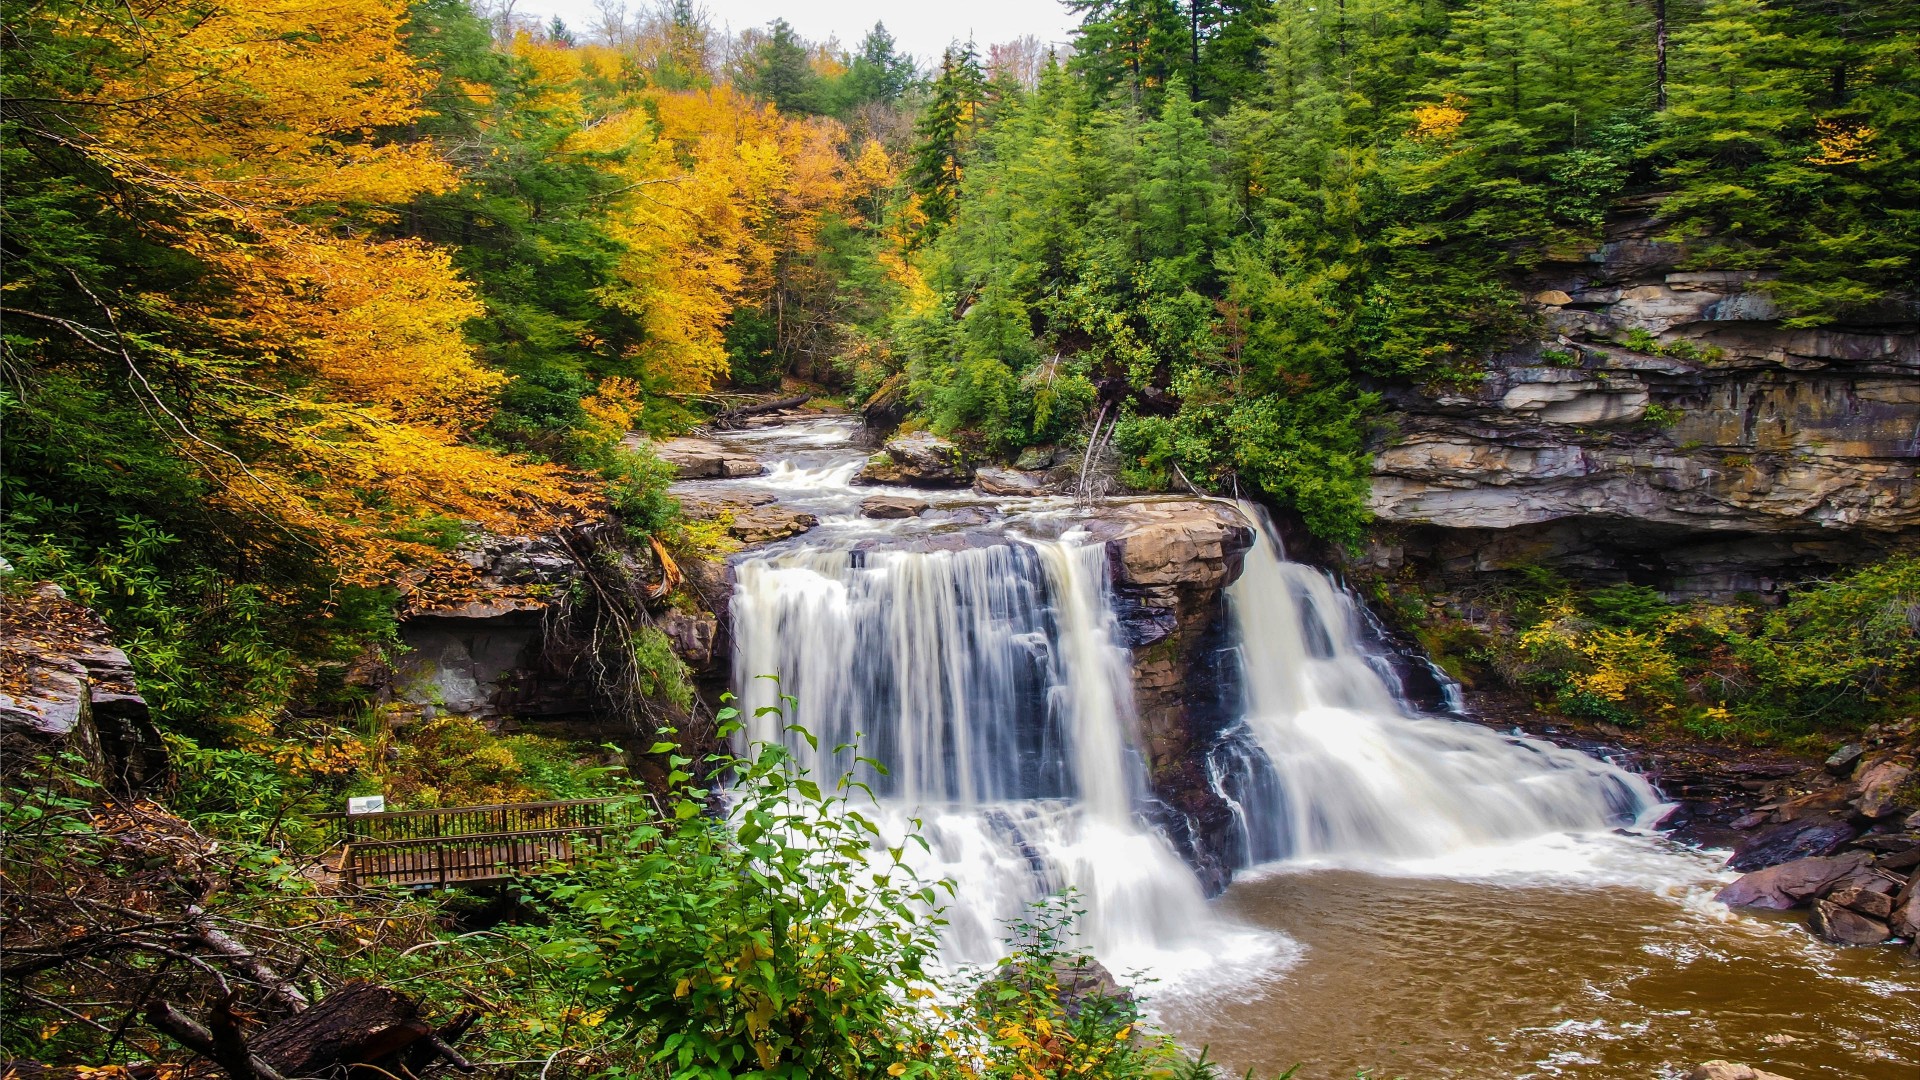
[{"x1": 1367, "y1": 202, "x2": 1918, "y2": 597}]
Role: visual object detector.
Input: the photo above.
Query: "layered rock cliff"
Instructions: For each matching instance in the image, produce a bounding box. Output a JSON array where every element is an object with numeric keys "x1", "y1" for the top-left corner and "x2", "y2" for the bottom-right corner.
[{"x1": 1365, "y1": 199, "x2": 1919, "y2": 598}]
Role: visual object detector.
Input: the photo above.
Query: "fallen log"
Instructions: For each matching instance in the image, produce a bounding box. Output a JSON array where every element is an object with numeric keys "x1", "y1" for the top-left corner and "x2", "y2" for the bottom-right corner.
[
  {"x1": 149, "y1": 981, "x2": 471, "y2": 1080},
  {"x1": 709, "y1": 394, "x2": 810, "y2": 429}
]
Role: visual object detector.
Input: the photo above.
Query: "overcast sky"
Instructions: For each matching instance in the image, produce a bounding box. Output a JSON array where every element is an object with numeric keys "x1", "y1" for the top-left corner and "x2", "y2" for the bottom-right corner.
[{"x1": 520, "y1": 0, "x2": 1083, "y2": 64}]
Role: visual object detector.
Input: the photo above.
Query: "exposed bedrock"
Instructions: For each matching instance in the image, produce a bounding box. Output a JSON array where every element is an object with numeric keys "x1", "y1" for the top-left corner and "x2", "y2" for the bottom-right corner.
[
  {"x1": 0, "y1": 582, "x2": 167, "y2": 792},
  {"x1": 1365, "y1": 202, "x2": 1919, "y2": 598}
]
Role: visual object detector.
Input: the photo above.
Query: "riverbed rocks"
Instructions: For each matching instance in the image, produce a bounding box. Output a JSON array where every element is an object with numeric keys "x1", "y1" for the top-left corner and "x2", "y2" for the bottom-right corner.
[
  {"x1": 859, "y1": 494, "x2": 929, "y2": 519},
  {"x1": 632, "y1": 435, "x2": 767, "y2": 479},
  {"x1": 678, "y1": 492, "x2": 818, "y2": 543},
  {"x1": 973, "y1": 467, "x2": 1065, "y2": 496},
  {"x1": 1727, "y1": 815, "x2": 1860, "y2": 872},
  {"x1": 1715, "y1": 851, "x2": 1871, "y2": 909},
  {"x1": 1809, "y1": 898, "x2": 1891, "y2": 945},
  {"x1": 856, "y1": 432, "x2": 975, "y2": 486}
]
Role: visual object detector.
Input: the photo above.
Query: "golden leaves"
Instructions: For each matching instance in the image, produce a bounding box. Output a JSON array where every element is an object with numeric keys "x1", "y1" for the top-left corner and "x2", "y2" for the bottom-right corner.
[
  {"x1": 1408, "y1": 96, "x2": 1468, "y2": 142},
  {"x1": 1805, "y1": 118, "x2": 1877, "y2": 166}
]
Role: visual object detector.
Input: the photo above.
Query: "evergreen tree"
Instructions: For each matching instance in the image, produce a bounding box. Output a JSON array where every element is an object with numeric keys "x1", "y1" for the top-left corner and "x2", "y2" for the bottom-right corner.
[
  {"x1": 838, "y1": 22, "x2": 916, "y2": 109},
  {"x1": 739, "y1": 18, "x2": 822, "y2": 114},
  {"x1": 1068, "y1": 0, "x2": 1194, "y2": 103},
  {"x1": 911, "y1": 44, "x2": 988, "y2": 235}
]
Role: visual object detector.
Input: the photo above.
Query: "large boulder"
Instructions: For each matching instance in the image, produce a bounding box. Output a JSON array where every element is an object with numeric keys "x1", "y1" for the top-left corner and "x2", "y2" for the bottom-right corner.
[
  {"x1": 857, "y1": 432, "x2": 974, "y2": 487},
  {"x1": 1808, "y1": 898, "x2": 1891, "y2": 945},
  {"x1": 677, "y1": 493, "x2": 816, "y2": 544},
  {"x1": 1715, "y1": 850, "x2": 1871, "y2": 909},
  {"x1": 724, "y1": 504, "x2": 819, "y2": 545},
  {"x1": 974, "y1": 467, "x2": 1062, "y2": 497},
  {"x1": 633, "y1": 436, "x2": 766, "y2": 479},
  {"x1": 1727, "y1": 816, "x2": 1859, "y2": 872},
  {"x1": 1850, "y1": 757, "x2": 1916, "y2": 819},
  {"x1": 860, "y1": 495, "x2": 929, "y2": 519}
]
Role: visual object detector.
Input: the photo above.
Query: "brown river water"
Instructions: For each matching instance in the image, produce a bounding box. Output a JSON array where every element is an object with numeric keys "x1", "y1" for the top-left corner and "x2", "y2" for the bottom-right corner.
[{"x1": 1152, "y1": 843, "x2": 1920, "y2": 1080}]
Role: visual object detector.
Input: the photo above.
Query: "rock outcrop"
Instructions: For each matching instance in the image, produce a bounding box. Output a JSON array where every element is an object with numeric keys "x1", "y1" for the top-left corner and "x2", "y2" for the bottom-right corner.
[
  {"x1": 1366, "y1": 200, "x2": 1918, "y2": 599},
  {"x1": 857, "y1": 432, "x2": 975, "y2": 487},
  {"x1": 1082, "y1": 500, "x2": 1257, "y2": 891},
  {"x1": 0, "y1": 583, "x2": 166, "y2": 791},
  {"x1": 391, "y1": 533, "x2": 590, "y2": 722}
]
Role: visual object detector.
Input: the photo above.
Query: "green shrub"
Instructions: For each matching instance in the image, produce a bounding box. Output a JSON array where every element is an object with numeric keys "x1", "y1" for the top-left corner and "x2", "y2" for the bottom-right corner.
[{"x1": 541, "y1": 702, "x2": 944, "y2": 1080}]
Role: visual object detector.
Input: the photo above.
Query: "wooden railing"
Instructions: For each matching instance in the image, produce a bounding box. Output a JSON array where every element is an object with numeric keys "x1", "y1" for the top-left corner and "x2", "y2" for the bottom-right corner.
[{"x1": 319, "y1": 797, "x2": 652, "y2": 888}]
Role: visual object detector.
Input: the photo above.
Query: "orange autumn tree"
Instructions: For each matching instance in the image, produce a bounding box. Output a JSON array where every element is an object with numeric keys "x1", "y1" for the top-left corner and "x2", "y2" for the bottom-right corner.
[{"x1": 5, "y1": 0, "x2": 577, "y2": 594}]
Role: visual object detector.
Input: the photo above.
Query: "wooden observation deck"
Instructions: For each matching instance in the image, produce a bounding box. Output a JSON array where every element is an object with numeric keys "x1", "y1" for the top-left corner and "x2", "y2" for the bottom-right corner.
[{"x1": 319, "y1": 797, "x2": 650, "y2": 888}]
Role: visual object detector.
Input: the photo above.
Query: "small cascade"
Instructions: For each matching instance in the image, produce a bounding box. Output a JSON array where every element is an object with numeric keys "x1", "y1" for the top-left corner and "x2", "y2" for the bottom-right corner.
[
  {"x1": 1209, "y1": 503, "x2": 1662, "y2": 866},
  {"x1": 732, "y1": 537, "x2": 1235, "y2": 970}
]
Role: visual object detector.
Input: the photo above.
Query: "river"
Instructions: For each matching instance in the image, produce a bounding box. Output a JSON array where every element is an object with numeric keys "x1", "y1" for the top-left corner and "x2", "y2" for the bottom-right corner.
[{"x1": 677, "y1": 414, "x2": 1920, "y2": 1080}]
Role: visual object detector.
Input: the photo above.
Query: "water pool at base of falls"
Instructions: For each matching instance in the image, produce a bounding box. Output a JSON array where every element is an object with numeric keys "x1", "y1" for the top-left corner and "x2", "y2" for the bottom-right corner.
[{"x1": 695, "y1": 416, "x2": 1920, "y2": 1079}]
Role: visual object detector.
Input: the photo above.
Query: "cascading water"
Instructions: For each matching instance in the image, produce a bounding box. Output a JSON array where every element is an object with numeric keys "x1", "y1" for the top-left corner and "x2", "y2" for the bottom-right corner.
[
  {"x1": 731, "y1": 536, "x2": 1245, "y2": 972},
  {"x1": 1208, "y1": 502, "x2": 1663, "y2": 867}
]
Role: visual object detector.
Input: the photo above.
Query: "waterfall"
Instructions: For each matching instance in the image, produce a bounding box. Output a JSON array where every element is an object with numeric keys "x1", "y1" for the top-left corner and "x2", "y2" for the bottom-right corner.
[
  {"x1": 731, "y1": 538, "x2": 1240, "y2": 971},
  {"x1": 1209, "y1": 503, "x2": 1663, "y2": 866}
]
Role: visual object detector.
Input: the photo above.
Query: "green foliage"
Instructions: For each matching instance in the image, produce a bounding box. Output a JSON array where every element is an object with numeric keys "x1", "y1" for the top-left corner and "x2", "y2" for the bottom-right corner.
[
  {"x1": 1490, "y1": 554, "x2": 1920, "y2": 742},
  {"x1": 605, "y1": 447, "x2": 684, "y2": 539},
  {"x1": 633, "y1": 626, "x2": 695, "y2": 712},
  {"x1": 541, "y1": 701, "x2": 945, "y2": 1080},
  {"x1": 738, "y1": 19, "x2": 825, "y2": 115}
]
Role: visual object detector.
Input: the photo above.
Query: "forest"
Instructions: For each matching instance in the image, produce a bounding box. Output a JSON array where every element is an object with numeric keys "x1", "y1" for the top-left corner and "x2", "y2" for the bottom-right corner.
[{"x1": 3, "y1": 0, "x2": 1918, "y2": 1077}]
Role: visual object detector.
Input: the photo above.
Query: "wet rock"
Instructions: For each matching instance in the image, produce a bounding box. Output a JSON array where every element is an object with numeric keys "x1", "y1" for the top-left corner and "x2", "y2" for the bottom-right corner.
[
  {"x1": 1824, "y1": 743, "x2": 1864, "y2": 777},
  {"x1": 676, "y1": 493, "x2": 816, "y2": 544},
  {"x1": 677, "y1": 491, "x2": 776, "y2": 518},
  {"x1": 659, "y1": 609, "x2": 718, "y2": 673},
  {"x1": 1728, "y1": 810, "x2": 1769, "y2": 830},
  {"x1": 857, "y1": 431, "x2": 974, "y2": 487},
  {"x1": 862, "y1": 372, "x2": 909, "y2": 431},
  {"x1": 724, "y1": 504, "x2": 818, "y2": 544},
  {"x1": 1688, "y1": 1062, "x2": 1797, "y2": 1080},
  {"x1": 860, "y1": 495, "x2": 929, "y2": 519},
  {"x1": 1716, "y1": 850, "x2": 1871, "y2": 909},
  {"x1": 974, "y1": 467, "x2": 1060, "y2": 496},
  {"x1": 636, "y1": 436, "x2": 767, "y2": 479},
  {"x1": 989, "y1": 958, "x2": 1134, "y2": 1020},
  {"x1": 1849, "y1": 757, "x2": 1916, "y2": 819},
  {"x1": 1825, "y1": 884, "x2": 1895, "y2": 921},
  {"x1": 1891, "y1": 878, "x2": 1920, "y2": 938},
  {"x1": 1727, "y1": 816, "x2": 1859, "y2": 872},
  {"x1": 1808, "y1": 898, "x2": 1891, "y2": 945}
]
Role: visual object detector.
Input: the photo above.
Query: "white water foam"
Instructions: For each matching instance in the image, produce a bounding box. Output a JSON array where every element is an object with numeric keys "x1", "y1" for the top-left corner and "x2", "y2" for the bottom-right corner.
[{"x1": 732, "y1": 536, "x2": 1284, "y2": 979}]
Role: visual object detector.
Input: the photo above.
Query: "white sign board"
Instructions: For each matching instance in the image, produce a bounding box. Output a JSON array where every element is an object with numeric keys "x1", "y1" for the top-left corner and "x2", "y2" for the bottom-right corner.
[{"x1": 346, "y1": 795, "x2": 387, "y2": 815}]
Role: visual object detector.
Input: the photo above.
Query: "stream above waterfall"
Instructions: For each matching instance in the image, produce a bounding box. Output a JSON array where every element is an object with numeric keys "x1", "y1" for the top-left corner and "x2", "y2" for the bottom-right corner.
[{"x1": 685, "y1": 414, "x2": 1920, "y2": 1079}]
